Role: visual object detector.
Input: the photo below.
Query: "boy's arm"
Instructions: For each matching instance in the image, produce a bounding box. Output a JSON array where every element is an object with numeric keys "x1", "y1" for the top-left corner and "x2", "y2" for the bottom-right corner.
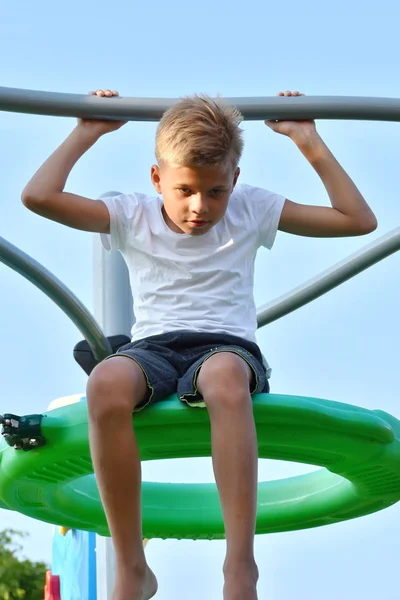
[
  {"x1": 266, "y1": 91, "x2": 377, "y2": 238},
  {"x1": 22, "y1": 90, "x2": 125, "y2": 234}
]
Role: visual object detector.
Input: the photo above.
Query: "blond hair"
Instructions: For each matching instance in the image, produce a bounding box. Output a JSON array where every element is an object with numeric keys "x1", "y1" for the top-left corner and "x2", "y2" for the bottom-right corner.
[{"x1": 155, "y1": 94, "x2": 244, "y2": 171}]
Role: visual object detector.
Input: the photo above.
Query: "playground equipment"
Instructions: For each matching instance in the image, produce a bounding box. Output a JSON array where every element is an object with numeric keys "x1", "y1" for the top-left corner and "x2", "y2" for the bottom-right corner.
[
  {"x1": 0, "y1": 88, "x2": 399, "y2": 599},
  {"x1": 1, "y1": 392, "x2": 400, "y2": 539}
]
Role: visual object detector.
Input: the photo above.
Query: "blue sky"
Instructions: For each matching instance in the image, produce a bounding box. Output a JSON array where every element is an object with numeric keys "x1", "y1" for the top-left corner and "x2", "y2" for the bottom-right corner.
[{"x1": 0, "y1": 0, "x2": 399, "y2": 598}]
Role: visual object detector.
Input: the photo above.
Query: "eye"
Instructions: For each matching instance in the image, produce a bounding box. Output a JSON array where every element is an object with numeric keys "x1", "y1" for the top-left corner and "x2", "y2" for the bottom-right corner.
[
  {"x1": 209, "y1": 189, "x2": 223, "y2": 197},
  {"x1": 179, "y1": 188, "x2": 192, "y2": 196}
]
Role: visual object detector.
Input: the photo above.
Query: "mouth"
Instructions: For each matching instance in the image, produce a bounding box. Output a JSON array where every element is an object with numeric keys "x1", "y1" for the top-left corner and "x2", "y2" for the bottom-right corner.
[{"x1": 188, "y1": 220, "x2": 210, "y2": 227}]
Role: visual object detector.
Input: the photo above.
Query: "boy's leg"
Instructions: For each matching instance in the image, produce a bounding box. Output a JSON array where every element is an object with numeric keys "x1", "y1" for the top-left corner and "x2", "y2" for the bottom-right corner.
[
  {"x1": 86, "y1": 356, "x2": 157, "y2": 600},
  {"x1": 196, "y1": 352, "x2": 259, "y2": 600}
]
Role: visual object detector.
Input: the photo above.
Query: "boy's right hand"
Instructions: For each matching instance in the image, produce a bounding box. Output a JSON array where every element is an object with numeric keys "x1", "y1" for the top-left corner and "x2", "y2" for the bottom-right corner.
[{"x1": 77, "y1": 89, "x2": 127, "y2": 136}]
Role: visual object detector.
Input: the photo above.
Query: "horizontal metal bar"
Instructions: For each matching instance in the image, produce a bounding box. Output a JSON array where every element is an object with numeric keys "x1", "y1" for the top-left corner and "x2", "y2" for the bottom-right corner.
[
  {"x1": 257, "y1": 228, "x2": 400, "y2": 328},
  {"x1": 1, "y1": 86, "x2": 400, "y2": 122},
  {"x1": 0, "y1": 236, "x2": 112, "y2": 361}
]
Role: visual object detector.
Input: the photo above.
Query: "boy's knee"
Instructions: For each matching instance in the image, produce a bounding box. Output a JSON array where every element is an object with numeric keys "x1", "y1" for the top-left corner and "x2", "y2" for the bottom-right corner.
[
  {"x1": 198, "y1": 352, "x2": 252, "y2": 409},
  {"x1": 86, "y1": 357, "x2": 147, "y2": 417}
]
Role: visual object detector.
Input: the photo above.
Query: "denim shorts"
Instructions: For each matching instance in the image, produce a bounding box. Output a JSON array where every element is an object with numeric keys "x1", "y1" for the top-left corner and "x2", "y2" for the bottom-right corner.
[{"x1": 106, "y1": 330, "x2": 269, "y2": 411}]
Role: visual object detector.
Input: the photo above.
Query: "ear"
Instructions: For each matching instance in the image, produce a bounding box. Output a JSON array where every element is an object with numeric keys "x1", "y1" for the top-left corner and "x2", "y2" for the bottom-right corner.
[
  {"x1": 233, "y1": 167, "x2": 240, "y2": 188},
  {"x1": 151, "y1": 164, "x2": 162, "y2": 194}
]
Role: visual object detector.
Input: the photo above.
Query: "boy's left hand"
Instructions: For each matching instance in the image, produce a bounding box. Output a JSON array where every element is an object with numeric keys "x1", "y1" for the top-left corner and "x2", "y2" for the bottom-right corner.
[{"x1": 265, "y1": 91, "x2": 318, "y2": 145}]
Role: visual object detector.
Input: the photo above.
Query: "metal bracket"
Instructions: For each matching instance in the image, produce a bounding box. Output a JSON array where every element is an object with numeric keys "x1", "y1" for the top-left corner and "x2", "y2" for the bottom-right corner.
[{"x1": 0, "y1": 413, "x2": 46, "y2": 451}]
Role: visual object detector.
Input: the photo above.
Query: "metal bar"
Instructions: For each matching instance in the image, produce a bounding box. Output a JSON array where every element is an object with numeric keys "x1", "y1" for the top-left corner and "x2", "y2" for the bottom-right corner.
[
  {"x1": 93, "y1": 193, "x2": 135, "y2": 338},
  {"x1": 1, "y1": 86, "x2": 400, "y2": 122},
  {"x1": 257, "y1": 228, "x2": 400, "y2": 328},
  {"x1": 0, "y1": 236, "x2": 112, "y2": 360},
  {"x1": 93, "y1": 193, "x2": 135, "y2": 598}
]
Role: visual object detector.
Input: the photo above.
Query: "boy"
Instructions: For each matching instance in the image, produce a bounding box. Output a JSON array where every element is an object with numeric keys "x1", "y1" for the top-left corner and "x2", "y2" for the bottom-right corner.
[{"x1": 22, "y1": 89, "x2": 377, "y2": 600}]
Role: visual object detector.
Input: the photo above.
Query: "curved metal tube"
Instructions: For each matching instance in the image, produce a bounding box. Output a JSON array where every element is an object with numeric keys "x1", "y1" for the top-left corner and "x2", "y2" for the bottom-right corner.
[
  {"x1": 257, "y1": 228, "x2": 400, "y2": 327},
  {"x1": 1, "y1": 227, "x2": 398, "y2": 355},
  {"x1": 0, "y1": 236, "x2": 112, "y2": 360},
  {"x1": 1, "y1": 87, "x2": 400, "y2": 122}
]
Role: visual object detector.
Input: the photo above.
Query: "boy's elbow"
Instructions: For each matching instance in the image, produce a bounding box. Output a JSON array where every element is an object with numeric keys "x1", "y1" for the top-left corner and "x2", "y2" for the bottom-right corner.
[
  {"x1": 21, "y1": 189, "x2": 43, "y2": 210},
  {"x1": 354, "y1": 211, "x2": 378, "y2": 235},
  {"x1": 361, "y1": 213, "x2": 378, "y2": 234}
]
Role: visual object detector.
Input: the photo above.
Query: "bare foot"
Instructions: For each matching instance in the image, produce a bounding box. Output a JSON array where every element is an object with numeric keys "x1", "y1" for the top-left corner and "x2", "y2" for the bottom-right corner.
[
  {"x1": 223, "y1": 563, "x2": 259, "y2": 600},
  {"x1": 223, "y1": 577, "x2": 258, "y2": 600},
  {"x1": 112, "y1": 565, "x2": 158, "y2": 600}
]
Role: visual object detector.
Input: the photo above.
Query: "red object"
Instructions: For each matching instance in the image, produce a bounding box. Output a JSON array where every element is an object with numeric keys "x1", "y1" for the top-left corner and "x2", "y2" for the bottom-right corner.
[{"x1": 44, "y1": 571, "x2": 61, "y2": 600}]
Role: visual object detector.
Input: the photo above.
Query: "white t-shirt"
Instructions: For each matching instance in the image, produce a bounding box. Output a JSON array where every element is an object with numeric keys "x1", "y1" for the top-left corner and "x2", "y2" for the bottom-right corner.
[{"x1": 100, "y1": 183, "x2": 285, "y2": 348}]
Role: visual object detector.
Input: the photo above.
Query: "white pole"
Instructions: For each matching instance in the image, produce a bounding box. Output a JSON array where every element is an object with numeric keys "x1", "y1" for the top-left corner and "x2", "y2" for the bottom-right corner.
[{"x1": 93, "y1": 192, "x2": 134, "y2": 600}]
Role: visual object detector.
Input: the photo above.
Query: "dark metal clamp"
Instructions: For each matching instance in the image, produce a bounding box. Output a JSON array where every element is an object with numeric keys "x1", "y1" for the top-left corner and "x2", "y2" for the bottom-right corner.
[{"x1": 0, "y1": 413, "x2": 46, "y2": 451}]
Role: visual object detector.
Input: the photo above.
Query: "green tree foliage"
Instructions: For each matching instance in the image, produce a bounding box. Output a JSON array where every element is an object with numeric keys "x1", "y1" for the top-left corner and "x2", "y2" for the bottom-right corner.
[{"x1": 0, "y1": 529, "x2": 48, "y2": 600}]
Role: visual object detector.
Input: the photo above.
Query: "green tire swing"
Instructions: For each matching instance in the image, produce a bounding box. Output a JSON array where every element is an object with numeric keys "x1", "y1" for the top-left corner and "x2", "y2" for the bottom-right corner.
[{"x1": 1, "y1": 393, "x2": 400, "y2": 540}]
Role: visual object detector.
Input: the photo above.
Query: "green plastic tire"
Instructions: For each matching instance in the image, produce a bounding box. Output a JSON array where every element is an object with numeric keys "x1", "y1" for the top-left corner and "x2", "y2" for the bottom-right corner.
[{"x1": 0, "y1": 393, "x2": 400, "y2": 540}]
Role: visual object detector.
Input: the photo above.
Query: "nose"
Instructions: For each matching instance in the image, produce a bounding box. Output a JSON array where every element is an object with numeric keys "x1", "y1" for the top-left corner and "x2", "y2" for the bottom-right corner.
[{"x1": 189, "y1": 193, "x2": 208, "y2": 214}]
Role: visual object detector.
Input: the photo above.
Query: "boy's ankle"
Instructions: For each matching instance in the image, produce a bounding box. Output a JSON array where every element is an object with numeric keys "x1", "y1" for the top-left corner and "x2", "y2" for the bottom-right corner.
[
  {"x1": 223, "y1": 557, "x2": 259, "y2": 580},
  {"x1": 116, "y1": 559, "x2": 148, "y2": 579}
]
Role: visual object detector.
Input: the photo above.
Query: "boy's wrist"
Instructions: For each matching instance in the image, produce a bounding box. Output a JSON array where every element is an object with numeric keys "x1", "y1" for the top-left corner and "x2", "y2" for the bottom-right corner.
[
  {"x1": 292, "y1": 132, "x2": 329, "y2": 162},
  {"x1": 73, "y1": 123, "x2": 105, "y2": 145}
]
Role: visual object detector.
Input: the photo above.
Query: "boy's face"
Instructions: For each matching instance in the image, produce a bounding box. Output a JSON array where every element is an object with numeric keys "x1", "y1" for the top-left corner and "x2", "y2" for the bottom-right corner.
[{"x1": 151, "y1": 163, "x2": 240, "y2": 235}]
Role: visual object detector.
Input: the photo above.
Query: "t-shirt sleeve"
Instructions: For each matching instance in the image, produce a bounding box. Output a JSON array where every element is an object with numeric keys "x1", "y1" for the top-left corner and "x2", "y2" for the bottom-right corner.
[
  {"x1": 99, "y1": 193, "x2": 141, "y2": 253},
  {"x1": 242, "y1": 184, "x2": 286, "y2": 249}
]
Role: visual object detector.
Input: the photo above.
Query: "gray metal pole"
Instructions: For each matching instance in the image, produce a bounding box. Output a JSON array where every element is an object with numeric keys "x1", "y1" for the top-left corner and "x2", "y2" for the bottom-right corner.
[
  {"x1": 93, "y1": 193, "x2": 134, "y2": 337},
  {"x1": 0, "y1": 235, "x2": 112, "y2": 360},
  {"x1": 2, "y1": 86, "x2": 400, "y2": 122},
  {"x1": 256, "y1": 227, "x2": 400, "y2": 328},
  {"x1": 93, "y1": 193, "x2": 135, "y2": 600}
]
